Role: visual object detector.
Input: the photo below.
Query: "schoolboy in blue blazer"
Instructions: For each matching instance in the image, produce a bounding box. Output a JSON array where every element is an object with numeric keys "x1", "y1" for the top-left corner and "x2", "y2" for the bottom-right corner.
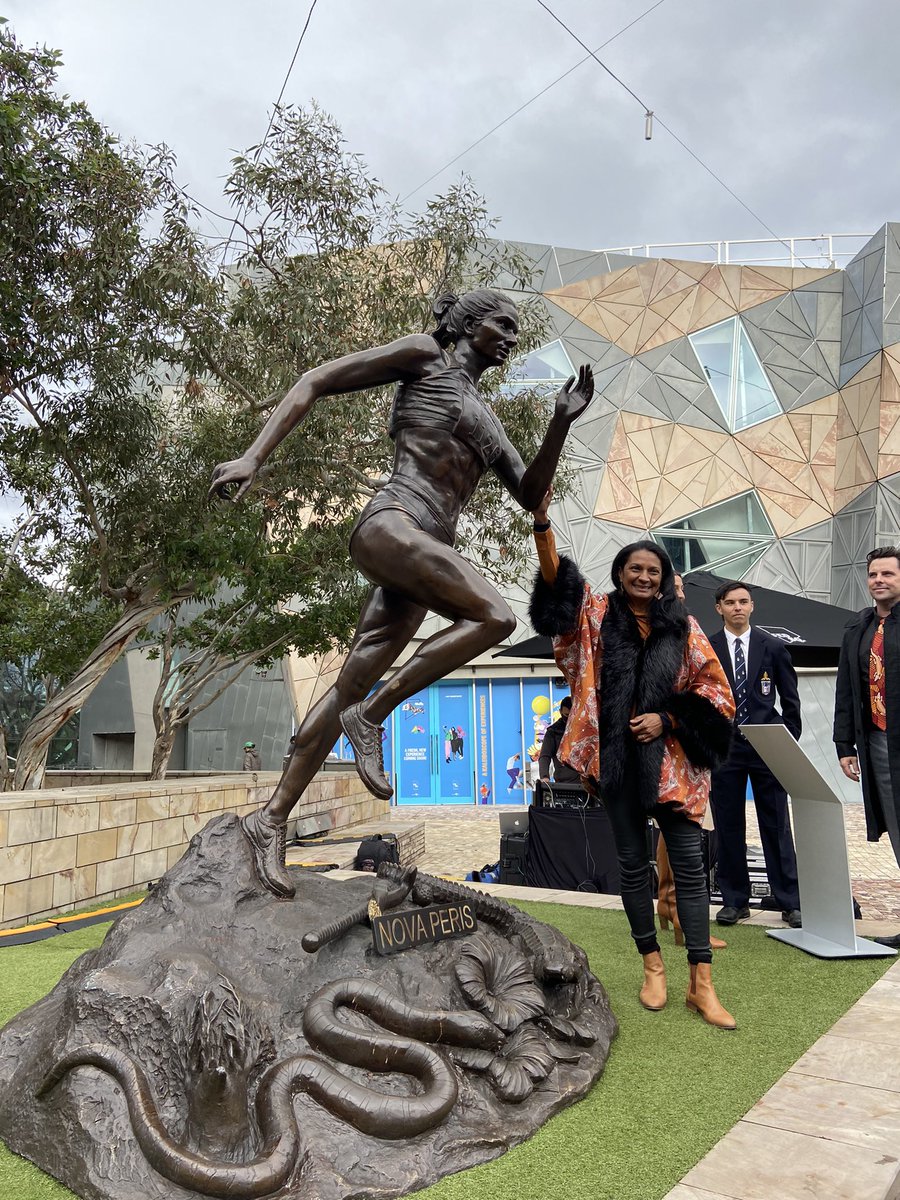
[{"x1": 709, "y1": 580, "x2": 802, "y2": 927}]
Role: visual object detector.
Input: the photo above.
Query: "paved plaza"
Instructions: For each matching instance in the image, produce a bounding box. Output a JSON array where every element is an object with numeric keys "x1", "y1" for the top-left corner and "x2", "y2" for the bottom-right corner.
[{"x1": 394, "y1": 800, "x2": 900, "y2": 928}]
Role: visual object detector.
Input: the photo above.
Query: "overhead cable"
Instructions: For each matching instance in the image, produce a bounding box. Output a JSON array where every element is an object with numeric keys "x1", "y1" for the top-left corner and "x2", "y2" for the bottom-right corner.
[
  {"x1": 399, "y1": 0, "x2": 670, "y2": 204},
  {"x1": 535, "y1": 0, "x2": 812, "y2": 266},
  {"x1": 220, "y1": 0, "x2": 321, "y2": 266}
]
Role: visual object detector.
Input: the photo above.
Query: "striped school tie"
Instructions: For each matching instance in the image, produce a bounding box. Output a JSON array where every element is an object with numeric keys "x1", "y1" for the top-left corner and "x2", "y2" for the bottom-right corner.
[{"x1": 734, "y1": 637, "x2": 749, "y2": 725}]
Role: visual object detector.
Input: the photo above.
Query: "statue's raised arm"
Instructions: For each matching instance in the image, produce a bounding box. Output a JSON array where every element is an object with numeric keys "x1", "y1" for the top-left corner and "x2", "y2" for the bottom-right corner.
[{"x1": 212, "y1": 290, "x2": 593, "y2": 899}]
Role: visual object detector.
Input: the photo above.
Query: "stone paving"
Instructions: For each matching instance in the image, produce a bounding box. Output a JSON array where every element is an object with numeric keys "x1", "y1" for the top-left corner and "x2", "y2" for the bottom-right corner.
[{"x1": 395, "y1": 800, "x2": 900, "y2": 927}]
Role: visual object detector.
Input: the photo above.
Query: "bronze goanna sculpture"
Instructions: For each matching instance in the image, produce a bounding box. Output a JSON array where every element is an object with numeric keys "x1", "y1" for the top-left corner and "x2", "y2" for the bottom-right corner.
[{"x1": 210, "y1": 290, "x2": 594, "y2": 897}]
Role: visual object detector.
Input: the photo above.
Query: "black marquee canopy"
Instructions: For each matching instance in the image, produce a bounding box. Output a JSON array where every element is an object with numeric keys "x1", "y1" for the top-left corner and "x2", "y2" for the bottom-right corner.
[{"x1": 495, "y1": 571, "x2": 859, "y2": 668}]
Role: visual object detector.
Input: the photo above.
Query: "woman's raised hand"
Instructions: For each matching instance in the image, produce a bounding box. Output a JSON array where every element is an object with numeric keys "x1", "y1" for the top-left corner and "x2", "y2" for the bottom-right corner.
[
  {"x1": 554, "y1": 363, "x2": 594, "y2": 424},
  {"x1": 208, "y1": 455, "x2": 259, "y2": 503},
  {"x1": 533, "y1": 485, "x2": 553, "y2": 525}
]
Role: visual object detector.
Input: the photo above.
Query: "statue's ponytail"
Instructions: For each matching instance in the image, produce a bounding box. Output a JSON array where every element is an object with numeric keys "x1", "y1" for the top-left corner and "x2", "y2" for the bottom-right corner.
[{"x1": 431, "y1": 293, "x2": 459, "y2": 347}]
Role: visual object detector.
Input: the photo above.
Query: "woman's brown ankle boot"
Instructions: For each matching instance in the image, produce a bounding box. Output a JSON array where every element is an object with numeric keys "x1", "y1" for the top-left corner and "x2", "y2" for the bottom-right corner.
[
  {"x1": 686, "y1": 962, "x2": 736, "y2": 1029},
  {"x1": 639, "y1": 950, "x2": 667, "y2": 1010}
]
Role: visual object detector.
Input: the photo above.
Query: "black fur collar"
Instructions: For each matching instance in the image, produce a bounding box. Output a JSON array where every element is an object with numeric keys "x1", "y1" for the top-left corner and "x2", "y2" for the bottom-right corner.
[{"x1": 598, "y1": 592, "x2": 687, "y2": 810}]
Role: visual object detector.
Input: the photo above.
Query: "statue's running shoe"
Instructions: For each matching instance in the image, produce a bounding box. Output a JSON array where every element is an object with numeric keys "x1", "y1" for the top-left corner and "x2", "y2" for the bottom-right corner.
[
  {"x1": 340, "y1": 701, "x2": 393, "y2": 800},
  {"x1": 241, "y1": 809, "x2": 295, "y2": 899}
]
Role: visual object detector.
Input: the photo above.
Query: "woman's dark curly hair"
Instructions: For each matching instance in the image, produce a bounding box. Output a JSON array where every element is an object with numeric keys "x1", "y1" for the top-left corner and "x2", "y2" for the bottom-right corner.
[{"x1": 430, "y1": 289, "x2": 516, "y2": 348}]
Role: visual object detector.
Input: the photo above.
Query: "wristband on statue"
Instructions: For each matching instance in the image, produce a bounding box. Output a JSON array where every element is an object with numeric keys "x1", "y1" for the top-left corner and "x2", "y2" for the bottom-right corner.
[{"x1": 533, "y1": 520, "x2": 552, "y2": 533}]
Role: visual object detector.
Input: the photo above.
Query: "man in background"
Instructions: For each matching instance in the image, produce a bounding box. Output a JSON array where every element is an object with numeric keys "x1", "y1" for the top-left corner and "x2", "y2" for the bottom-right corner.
[
  {"x1": 835, "y1": 547, "x2": 900, "y2": 948},
  {"x1": 242, "y1": 740, "x2": 262, "y2": 771},
  {"x1": 709, "y1": 581, "x2": 802, "y2": 929},
  {"x1": 539, "y1": 696, "x2": 580, "y2": 785}
]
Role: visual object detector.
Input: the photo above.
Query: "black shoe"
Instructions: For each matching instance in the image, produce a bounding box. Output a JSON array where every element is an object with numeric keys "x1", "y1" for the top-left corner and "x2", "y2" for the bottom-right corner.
[
  {"x1": 716, "y1": 904, "x2": 751, "y2": 926},
  {"x1": 782, "y1": 909, "x2": 802, "y2": 929},
  {"x1": 241, "y1": 809, "x2": 295, "y2": 899},
  {"x1": 873, "y1": 932, "x2": 900, "y2": 949},
  {"x1": 340, "y1": 701, "x2": 393, "y2": 800}
]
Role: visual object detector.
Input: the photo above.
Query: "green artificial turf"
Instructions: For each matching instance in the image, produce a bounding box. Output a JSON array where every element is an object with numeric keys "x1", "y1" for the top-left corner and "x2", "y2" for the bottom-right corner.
[
  {"x1": 0, "y1": 904, "x2": 892, "y2": 1200},
  {"x1": 48, "y1": 888, "x2": 148, "y2": 921}
]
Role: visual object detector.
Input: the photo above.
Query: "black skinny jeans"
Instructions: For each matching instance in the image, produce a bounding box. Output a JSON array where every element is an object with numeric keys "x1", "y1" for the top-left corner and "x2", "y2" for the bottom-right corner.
[{"x1": 603, "y1": 789, "x2": 713, "y2": 964}]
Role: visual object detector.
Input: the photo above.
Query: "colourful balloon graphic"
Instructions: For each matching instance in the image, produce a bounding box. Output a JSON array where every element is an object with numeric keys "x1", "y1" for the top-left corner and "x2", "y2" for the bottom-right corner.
[{"x1": 531, "y1": 695, "x2": 551, "y2": 716}]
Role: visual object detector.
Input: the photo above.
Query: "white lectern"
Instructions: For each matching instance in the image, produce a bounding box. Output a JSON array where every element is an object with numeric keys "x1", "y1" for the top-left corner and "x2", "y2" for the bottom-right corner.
[{"x1": 741, "y1": 724, "x2": 895, "y2": 958}]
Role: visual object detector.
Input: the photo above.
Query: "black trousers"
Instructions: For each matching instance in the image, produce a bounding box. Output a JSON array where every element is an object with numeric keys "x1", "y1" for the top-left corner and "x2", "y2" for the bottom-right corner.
[
  {"x1": 868, "y1": 730, "x2": 900, "y2": 866},
  {"x1": 603, "y1": 792, "x2": 713, "y2": 965},
  {"x1": 710, "y1": 739, "x2": 800, "y2": 912}
]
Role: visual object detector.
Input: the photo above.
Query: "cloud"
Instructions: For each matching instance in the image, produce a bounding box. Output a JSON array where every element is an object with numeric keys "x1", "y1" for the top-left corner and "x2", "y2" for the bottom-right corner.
[{"x1": 6, "y1": 0, "x2": 900, "y2": 254}]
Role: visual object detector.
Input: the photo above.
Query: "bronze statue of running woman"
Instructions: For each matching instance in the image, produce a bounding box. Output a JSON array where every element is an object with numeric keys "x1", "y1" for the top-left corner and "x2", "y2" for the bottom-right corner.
[{"x1": 210, "y1": 290, "x2": 593, "y2": 897}]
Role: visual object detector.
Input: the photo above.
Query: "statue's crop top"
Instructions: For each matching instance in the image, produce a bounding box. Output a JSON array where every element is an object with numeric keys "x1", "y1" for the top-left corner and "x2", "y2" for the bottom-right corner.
[{"x1": 388, "y1": 360, "x2": 506, "y2": 470}]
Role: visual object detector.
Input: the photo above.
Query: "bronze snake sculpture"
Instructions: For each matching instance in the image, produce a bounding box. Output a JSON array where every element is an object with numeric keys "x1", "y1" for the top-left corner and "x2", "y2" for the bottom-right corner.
[{"x1": 37, "y1": 977, "x2": 503, "y2": 1199}]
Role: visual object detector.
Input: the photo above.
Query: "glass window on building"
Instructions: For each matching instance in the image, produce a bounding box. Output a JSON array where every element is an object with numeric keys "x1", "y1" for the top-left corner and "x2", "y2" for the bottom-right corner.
[
  {"x1": 503, "y1": 339, "x2": 575, "y2": 395},
  {"x1": 689, "y1": 317, "x2": 781, "y2": 431},
  {"x1": 653, "y1": 490, "x2": 775, "y2": 578}
]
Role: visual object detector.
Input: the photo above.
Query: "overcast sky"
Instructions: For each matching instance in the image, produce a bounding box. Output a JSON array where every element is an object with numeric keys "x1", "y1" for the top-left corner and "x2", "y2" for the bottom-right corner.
[{"x1": 7, "y1": 1, "x2": 900, "y2": 256}]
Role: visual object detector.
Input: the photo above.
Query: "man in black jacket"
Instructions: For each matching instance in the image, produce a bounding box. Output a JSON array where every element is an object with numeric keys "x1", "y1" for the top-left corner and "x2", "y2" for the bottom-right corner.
[
  {"x1": 538, "y1": 696, "x2": 580, "y2": 785},
  {"x1": 709, "y1": 581, "x2": 802, "y2": 928},
  {"x1": 834, "y1": 547, "x2": 900, "y2": 947}
]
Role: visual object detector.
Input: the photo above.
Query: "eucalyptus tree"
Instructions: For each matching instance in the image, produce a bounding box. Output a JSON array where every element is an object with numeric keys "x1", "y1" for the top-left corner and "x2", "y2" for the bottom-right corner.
[{"x1": 1, "y1": 25, "x2": 550, "y2": 788}]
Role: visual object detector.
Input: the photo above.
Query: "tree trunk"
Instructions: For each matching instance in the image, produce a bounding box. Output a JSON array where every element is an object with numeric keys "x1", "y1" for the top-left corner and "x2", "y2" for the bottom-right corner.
[
  {"x1": 0, "y1": 727, "x2": 9, "y2": 793},
  {"x1": 12, "y1": 592, "x2": 186, "y2": 790},
  {"x1": 149, "y1": 729, "x2": 178, "y2": 781}
]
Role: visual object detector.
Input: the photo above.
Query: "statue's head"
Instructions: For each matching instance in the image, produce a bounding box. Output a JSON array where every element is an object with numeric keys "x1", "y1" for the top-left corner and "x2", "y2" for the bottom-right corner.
[{"x1": 431, "y1": 290, "x2": 519, "y2": 365}]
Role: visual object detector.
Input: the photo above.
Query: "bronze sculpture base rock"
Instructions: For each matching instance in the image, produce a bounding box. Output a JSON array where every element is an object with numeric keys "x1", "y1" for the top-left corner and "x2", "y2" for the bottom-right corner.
[{"x1": 0, "y1": 814, "x2": 616, "y2": 1200}]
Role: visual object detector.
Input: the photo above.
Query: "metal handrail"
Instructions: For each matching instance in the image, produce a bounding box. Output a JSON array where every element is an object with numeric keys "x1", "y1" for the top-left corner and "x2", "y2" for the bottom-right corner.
[{"x1": 597, "y1": 233, "x2": 874, "y2": 269}]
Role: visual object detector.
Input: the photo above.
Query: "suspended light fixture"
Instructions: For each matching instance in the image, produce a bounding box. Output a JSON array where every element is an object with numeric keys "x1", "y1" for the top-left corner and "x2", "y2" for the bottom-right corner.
[{"x1": 644, "y1": 110, "x2": 654, "y2": 140}]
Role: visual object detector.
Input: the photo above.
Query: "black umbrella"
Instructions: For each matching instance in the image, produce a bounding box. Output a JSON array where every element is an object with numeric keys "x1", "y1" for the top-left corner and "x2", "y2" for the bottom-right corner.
[{"x1": 494, "y1": 571, "x2": 858, "y2": 668}]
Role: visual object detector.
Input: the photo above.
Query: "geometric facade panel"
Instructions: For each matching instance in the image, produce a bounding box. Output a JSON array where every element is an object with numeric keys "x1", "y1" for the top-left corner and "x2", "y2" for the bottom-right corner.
[
  {"x1": 878, "y1": 345, "x2": 900, "y2": 478},
  {"x1": 592, "y1": 336, "x2": 726, "y2": 434},
  {"x1": 885, "y1": 223, "x2": 900, "y2": 347},
  {"x1": 545, "y1": 258, "x2": 836, "y2": 358},
  {"x1": 743, "y1": 519, "x2": 833, "y2": 602},
  {"x1": 741, "y1": 276, "x2": 842, "y2": 411},
  {"x1": 835, "y1": 352, "x2": 881, "y2": 510},
  {"x1": 509, "y1": 227, "x2": 898, "y2": 607},
  {"x1": 653, "y1": 490, "x2": 775, "y2": 579},
  {"x1": 592, "y1": 348, "x2": 890, "y2": 546},
  {"x1": 840, "y1": 229, "x2": 885, "y2": 386},
  {"x1": 831, "y1": 484, "x2": 877, "y2": 610},
  {"x1": 503, "y1": 338, "x2": 574, "y2": 395},
  {"x1": 689, "y1": 316, "x2": 782, "y2": 430},
  {"x1": 592, "y1": 395, "x2": 843, "y2": 537},
  {"x1": 876, "y1": 471, "x2": 900, "y2": 550}
]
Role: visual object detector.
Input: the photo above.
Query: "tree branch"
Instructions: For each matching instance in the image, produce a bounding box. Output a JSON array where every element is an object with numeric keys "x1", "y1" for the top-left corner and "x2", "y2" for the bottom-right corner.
[
  {"x1": 165, "y1": 635, "x2": 288, "y2": 725},
  {"x1": 10, "y1": 384, "x2": 130, "y2": 601},
  {"x1": 193, "y1": 348, "x2": 260, "y2": 410}
]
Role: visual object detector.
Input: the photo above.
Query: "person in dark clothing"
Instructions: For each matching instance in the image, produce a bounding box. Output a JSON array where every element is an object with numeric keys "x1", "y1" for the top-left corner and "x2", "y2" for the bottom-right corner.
[
  {"x1": 282, "y1": 734, "x2": 297, "y2": 773},
  {"x1": 834, "y1": 547, "x2": 900, "y2": 948},
  {"x1": 708, "y1": 581, "x2": 802, "y2": 929},
  {"x1": 530, "y1": 490, "x2": 736, "y2": 1028},
  {"x1": 538, "y1": 696, "x2": 580, "y2": 784}
]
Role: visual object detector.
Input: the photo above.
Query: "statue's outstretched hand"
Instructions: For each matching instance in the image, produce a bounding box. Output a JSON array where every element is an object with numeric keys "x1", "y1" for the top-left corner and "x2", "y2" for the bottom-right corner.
[
  {"x1": 208, "y1": 456, "x2": 258, "y2": 503},
  {"x1": 554, "y1": 363, "x2": 594, "y2": 424}
]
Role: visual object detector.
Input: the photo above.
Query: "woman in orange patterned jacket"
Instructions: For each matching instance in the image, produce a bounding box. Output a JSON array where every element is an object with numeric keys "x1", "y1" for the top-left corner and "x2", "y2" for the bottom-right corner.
[{"x1": 529, "y1": 491, "x2": 737, "y2": 1028}]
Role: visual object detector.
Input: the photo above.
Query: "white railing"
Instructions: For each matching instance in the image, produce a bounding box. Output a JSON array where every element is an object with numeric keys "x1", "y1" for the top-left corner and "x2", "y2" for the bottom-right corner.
[{"x1": 598, "y1": 234, "x2": 874, "y2": 270}]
